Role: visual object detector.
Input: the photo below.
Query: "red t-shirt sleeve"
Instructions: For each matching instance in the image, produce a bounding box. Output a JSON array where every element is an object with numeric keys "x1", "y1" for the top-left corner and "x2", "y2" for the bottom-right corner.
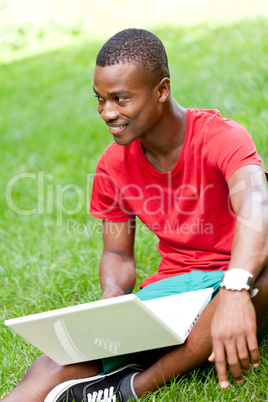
[
  {"x1": 90, "y1": 151, "x2": 135, "y2": 221},
  {"x1": 205, "y1": 115, "x2": 263, "y2": 181}
]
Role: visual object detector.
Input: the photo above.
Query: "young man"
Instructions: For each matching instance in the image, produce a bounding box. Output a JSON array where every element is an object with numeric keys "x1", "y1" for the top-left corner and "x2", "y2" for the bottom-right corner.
[{"x1": 5, "y1": 29, "x2": 268, "y2": 402}]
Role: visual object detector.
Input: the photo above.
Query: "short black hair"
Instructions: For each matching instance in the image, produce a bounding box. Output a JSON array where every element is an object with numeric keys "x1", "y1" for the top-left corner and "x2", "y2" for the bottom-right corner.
[{"x1": 96, "y1": 28, "x2": 170, "y2": 86}]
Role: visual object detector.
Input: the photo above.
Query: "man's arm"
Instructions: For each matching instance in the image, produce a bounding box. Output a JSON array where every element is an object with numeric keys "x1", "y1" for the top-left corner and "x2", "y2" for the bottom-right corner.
[
  {"x1": 99, "y1": 219, "x2": 136, "y2": 300},
  {"x1": 209, "y1": 164, "x2": 268, "y2": 387}
]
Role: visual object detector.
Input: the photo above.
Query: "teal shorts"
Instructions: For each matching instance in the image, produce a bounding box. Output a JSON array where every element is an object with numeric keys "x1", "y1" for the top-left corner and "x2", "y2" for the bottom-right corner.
[{"x1": 101, "y1": 270, "x2": 225, "y2": 374}]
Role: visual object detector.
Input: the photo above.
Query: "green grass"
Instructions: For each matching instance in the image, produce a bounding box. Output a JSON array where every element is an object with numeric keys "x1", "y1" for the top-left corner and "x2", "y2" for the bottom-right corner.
[{"x1": 0, "y1": 18, "x2": 268, "y2": 400}]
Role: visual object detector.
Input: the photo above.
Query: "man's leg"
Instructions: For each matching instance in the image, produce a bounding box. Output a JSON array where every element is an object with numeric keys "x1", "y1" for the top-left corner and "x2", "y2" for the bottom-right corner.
[
  {"x1": 3, "y1": 356, "x2": 103, "y2": 402},
  {"x1": 4, "y1": 266, "x2": 268, "y2": 401},
  {"x1": 133, "y1": 265, "x2": 268, "y2": 397}
]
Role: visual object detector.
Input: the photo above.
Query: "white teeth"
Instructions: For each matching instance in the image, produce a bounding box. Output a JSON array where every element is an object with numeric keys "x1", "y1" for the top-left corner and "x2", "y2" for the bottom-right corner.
[{"x1": 112, "y1": 125, "x2": 125, "y2": 130}]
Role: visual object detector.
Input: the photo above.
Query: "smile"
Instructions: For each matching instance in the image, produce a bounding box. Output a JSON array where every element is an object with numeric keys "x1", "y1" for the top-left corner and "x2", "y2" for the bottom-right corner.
[
  {"x1": 108, "y1": 124, "x2": 127, "y2": 136},
  {"x1": 112, "y1": 125, "x2": 125, "y2": 131}
]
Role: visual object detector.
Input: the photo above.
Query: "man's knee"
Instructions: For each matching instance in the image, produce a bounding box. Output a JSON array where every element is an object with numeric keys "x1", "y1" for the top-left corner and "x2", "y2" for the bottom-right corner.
[
  {"x1": 24, "y1": 355, "x2": 63, "y2": 381},
  {"x1": 26, "y1": 355, "x2": 102, "y2": 383}
]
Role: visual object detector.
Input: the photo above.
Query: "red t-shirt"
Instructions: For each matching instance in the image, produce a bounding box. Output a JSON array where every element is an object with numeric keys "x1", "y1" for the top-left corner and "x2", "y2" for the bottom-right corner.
[{"x1": 90, "y1": 109, "x2": 265, "y2": 287}]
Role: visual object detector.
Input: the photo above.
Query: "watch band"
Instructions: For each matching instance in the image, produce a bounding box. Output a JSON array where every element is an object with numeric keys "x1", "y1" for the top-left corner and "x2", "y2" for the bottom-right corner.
[{"x1": 220, "y1": 268, "x2": 253, "y2": 291}]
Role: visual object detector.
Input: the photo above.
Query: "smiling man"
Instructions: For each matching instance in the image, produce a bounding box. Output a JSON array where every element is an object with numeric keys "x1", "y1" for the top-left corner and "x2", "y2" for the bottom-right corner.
[{"x1": 4, "y1": 29, "x2": 268, "y2": 402}]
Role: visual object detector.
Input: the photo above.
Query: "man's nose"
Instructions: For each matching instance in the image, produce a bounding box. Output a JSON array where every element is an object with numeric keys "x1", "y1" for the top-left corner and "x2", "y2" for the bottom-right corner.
[{"x1": 100, "y1": 101, "x2": 119, "y2": 121}]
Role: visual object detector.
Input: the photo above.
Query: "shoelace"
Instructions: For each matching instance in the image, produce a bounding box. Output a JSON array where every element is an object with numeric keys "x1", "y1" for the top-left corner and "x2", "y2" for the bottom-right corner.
[{"x1": 87, "y1": 386, "x2": 116, "y2": 402}]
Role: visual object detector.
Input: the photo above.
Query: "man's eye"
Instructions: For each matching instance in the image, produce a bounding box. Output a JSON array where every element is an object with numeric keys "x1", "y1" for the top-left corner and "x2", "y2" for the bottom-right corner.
[
  {"x1": 115, "y1": 97, "x2": 126, "y2": 102},
  {"x1": 94, "y1": 95, "x2": 104, "y2": 102}
]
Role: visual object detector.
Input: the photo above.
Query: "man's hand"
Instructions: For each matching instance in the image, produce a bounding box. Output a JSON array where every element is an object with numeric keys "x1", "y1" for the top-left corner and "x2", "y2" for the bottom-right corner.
[{"x1": 208, "y1": 288, "x2": 260, "y2": 388}]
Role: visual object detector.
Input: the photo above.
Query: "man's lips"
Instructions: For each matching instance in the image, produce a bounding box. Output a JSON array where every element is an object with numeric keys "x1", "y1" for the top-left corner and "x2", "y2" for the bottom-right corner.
[{"x1": 108, "y1": 124, "x2": 128, "y2": 135}]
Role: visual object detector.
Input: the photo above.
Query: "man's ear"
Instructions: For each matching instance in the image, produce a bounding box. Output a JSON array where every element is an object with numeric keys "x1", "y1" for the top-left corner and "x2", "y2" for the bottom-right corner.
[{"x1": 157, "y1": 77, "x2": 170, "y2": 103}]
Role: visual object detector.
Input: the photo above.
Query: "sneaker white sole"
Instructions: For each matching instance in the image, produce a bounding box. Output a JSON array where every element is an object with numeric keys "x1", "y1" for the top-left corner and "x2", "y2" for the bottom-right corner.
[{"x1": 44, "y1": 374, "x2": 105, "y2": 402}]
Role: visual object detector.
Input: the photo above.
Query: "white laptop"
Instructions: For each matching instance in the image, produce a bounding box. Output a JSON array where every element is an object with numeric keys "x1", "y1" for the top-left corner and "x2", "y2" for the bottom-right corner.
[{"x1": 5, "y1": 288, "x2": 213, "y2": 365}]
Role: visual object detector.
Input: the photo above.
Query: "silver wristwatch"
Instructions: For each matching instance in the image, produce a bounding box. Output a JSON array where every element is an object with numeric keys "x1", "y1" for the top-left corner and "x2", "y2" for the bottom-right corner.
[{"x1": 220, "y1": 268, "x2": 253, "y2": 291}]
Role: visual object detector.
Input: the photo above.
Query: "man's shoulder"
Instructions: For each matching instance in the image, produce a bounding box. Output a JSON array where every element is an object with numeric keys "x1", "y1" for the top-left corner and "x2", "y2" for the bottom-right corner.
[
  {"x1": 189, "y1": 108, "x2": 223, "y2": 124},
  {"x1": 102, "y1": 141, "x2": 121, "y2": 154},
  {"x1": 96, "y1": 140, "x2": 138, "y2": 170},
  {"x1": 103, "y1": 141, "x2": 137, "y2": 158},
  {"x1": 189, "y1": 108, "x2": 250, "y2": 138},
  {"x1": 188, "y1": 108, "x2": 224, "y2": 136},
  {"x1": 190, "y1": 108, "x2": 222, "y2": 119},
  {"x1": 189, "y1": 108, "x2": 241, "y2": 126}
]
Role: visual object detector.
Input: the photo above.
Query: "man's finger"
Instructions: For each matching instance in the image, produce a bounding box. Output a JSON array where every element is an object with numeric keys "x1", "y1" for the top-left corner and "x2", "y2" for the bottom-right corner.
[
  {"x1": 214, "y1": 342, "x2": 229, "y2": 388},
  {"x1": 236, "y1": 336, "x2": 250, "y2": 373},
  {"x1": 225, "y1": 341, "x2": 244, "y2": 384},
  {"x1": 247, "y1": 334, "x2": 260, "y2": 367}
]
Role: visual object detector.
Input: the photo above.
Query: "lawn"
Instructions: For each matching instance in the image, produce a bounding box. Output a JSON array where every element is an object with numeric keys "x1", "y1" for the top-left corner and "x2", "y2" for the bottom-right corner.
[{"x1": 0, "y1": 17, "x2": 268, "y2": 401}]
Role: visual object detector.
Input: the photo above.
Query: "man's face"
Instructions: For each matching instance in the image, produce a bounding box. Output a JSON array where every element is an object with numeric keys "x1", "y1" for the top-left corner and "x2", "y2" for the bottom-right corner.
[{"x1": 93, "y1": 63, "x2": 162, "y2": 146}]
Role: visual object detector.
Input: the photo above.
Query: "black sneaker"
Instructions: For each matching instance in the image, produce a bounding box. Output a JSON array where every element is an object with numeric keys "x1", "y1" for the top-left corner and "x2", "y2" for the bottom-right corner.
[{"x1": 45, "y1": 364, "x2": 143, "y2": 402}]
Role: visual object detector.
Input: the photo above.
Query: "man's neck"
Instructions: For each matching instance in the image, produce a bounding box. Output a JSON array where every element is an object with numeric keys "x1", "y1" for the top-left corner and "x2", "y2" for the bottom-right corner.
[{"x1": 139, "y1": 98, "x2": 187, "y2": 173}]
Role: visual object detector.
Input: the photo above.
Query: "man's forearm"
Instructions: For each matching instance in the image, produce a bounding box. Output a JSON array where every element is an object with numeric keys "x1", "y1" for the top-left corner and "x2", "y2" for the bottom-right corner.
[{"x1": 99, "y1": 252, "x2": 136, "y2": 299}]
